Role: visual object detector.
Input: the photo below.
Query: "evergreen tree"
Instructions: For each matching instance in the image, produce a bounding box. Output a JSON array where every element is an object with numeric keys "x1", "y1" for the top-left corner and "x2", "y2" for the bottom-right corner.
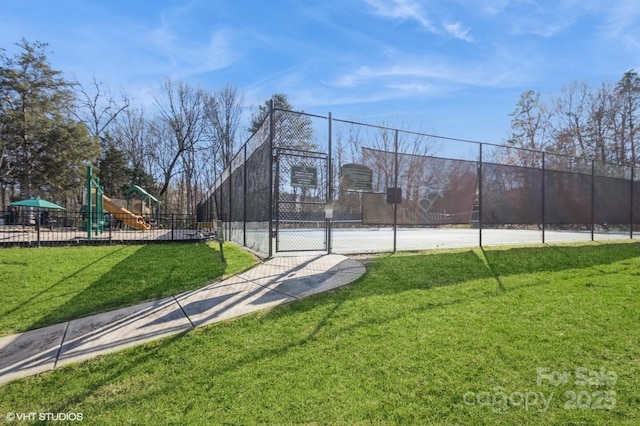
[
  {"x1": 0, "y1": 39, "x2": 99, "y2": 200},
  {"x1": 248, "y1": 93, "x2": 316, "y2": 150},
  {"x1": 615, "y1": 70, "x2": 640, "y2": 165},
  {"x1": 97, "y1": 135, "x2": 131, "y2": 196},
  {"x1": 39, "y1": 117, "x2": 99, "y2": 197},
  {"x1": 130, "y1": 165, "x2": 157, "y2": 194}
]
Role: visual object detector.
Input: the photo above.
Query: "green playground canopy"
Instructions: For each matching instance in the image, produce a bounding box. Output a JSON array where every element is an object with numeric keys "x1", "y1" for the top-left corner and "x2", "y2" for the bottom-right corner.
[
  {"x1": 10, "y1": 197, "x2": 66, "y2": 210},
  {"x1": 124, "y1": 185, "x2": 159, "y2": 205}
]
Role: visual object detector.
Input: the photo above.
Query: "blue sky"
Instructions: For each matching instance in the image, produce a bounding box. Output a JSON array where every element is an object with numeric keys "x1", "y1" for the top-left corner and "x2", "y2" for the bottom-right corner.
[{"x1": 2, "y1": 0, "x2": 640, "y2": 144}]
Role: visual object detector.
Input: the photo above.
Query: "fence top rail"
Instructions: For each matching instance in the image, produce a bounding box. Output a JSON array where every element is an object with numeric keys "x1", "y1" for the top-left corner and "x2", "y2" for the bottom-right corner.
[
  {"x1": 273, "y1": 107, "x2": 328, "y2": 121},
  {"x1": 275, "y1": 146, "x2": 327, "y2": 158}
]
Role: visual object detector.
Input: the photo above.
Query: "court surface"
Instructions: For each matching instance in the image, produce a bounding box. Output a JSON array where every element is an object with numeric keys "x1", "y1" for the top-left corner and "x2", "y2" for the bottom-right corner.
[{"x1": 274, "y1": 226, "x2": 634, "y2": 254}]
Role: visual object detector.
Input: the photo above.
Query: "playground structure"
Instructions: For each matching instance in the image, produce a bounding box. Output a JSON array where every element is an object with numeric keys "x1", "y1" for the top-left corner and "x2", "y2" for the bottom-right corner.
[
  {"x1": 85, "y1": 166, "x2": 154, "y2": 239},
  {"x1": 102, "y1": 196, "x2": 151, "y2": 231},
  {"x1": 0, "y1": 167, "x2": 217, "y2": 247},
  {"x1": 124, "y1": 185, "x2": 159, "y2": 219}
]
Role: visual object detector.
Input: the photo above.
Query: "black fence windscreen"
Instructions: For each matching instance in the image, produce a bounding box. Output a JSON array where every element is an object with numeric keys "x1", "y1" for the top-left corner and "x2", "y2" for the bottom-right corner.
[
  {"x1": 482, "y1": 163, "x2": 542, "y2": 225},
  {"x1": 11, "y1": 110, "x2": 640, "y2": 254},
  {"x1": 197, "y1": 116, "x2": 272, "y2": 257},
  {"x1": 245, "y1": 141, "x2": 271, "y2": 222},
  {"x1": 196, "y1": 107, "x2": 640, "y2": 257},
  {"x1": 594, "y1": 176, "x2": 631, "y2": 224},
  {"x1": 359, "y1": 148, "x2": 478, "y2": 225},
  {"x1": 545, "y1": 170, "x2": 592, "y2": 224}
]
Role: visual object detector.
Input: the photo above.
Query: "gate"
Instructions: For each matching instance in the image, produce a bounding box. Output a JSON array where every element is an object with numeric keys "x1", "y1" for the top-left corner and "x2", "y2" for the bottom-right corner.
[{"x1": 275, "y1": 147, "x2": 328, "y2": 252}]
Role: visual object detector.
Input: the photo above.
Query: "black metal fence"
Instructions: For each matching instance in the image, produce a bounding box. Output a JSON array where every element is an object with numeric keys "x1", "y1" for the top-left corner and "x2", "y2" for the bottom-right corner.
[
  {"x1": 0, "y1": 211, "x2": 207, "y2": 247},
  {"x1": 199, "y1": 106, "x2": 640, "y2": 256},
  {"x1": 197, "y1": 114, "x2": 272, "y2": 256}
]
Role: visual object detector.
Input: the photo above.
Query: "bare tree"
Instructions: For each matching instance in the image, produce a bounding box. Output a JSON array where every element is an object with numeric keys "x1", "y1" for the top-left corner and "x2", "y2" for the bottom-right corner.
[
  {"x1": 550, "y1": 82, "x2": 590, "y2": 158},
  {"x1": 362, "y1": 121, "x2": 436, "y2": 192},
  {"x1": 507, "y1": 72, "x2": 640, "y2": 168},
  {"x1": 364, "y1": 127, "x2": 396, "y2": 191},
  {"x1": 333, "y1": 120, "x2": 365, "y2": 167},
  {"x1": 204, "y1": 84, "x2": 244, "y2": 177},
  {"x1": 112, "y1": 107, "x2": 156, "y2": 187},
  {"x1": 146, "y1": 119, "x2": 174, "y2": 197},
  {"x1": 73, "y1": 77, "x2": 130, "y2": 143},
  {"x1": 587, "y1": 83, "x2": 617, "y2": 163},
  {"x1": 180, "y1": 138, "x2": 199, "y2": 215},
  {"x1": 507, "y1": 90, "x2": 552, "y2": 167},
  {"x1": 152, "y1": 79, "x2": 207, "y2": 210}
]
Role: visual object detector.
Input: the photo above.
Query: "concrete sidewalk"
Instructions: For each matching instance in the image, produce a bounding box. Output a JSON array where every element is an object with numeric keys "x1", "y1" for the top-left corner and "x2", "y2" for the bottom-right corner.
[{"x1": 0, "y1": 254, "x2": 365, "y2": 385}]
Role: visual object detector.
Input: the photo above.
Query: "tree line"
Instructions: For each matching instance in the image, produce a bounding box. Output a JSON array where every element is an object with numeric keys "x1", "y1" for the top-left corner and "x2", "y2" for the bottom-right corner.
[
  {"x1": 507, "y1": 71, "x2": 640, "y2": 168},
  {"x1": 3, "y1": 38, "x2": 639, "y2": 215},
  {"x1": 0, "y1": 39, "x2": 291, "y2": 214}
]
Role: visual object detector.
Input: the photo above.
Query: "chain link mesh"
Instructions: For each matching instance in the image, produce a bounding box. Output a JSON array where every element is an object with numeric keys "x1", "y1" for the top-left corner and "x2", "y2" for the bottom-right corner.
[
  {"x1": 273, "y1": 110, "x2": 328, "y2": 251},
  {"x1": 199, "y1": 108, "x2": 640, "y2": 256}
]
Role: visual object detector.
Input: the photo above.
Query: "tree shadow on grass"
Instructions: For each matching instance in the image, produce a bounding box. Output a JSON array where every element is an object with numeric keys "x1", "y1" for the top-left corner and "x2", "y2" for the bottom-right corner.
[
  {"x1": 6, "y1": 242, "x2": 639, "y2": 418},
  {"x1": 480, "y1": 241, "x2": 640, "y2": 277},
  {"x1": 1, "y1": 247, "x2": 129, "y2": 322},
  {"x1": 218, "y1": 242, "x2": 640, "y2": 382},
  {"x1": 338, "y1": 249, "x2": 498, "y2": 299},
  {"x1": 28, "y1": 243, "x2": 227, "y2": 331},
  {"x1": 352, "y1": 241, "x2": 640, "y2": 299},
  {"x1": 40, "y1": 331, "x2": 190, "y2": 416},
  {"x1": 259, "y1": 241, "x2": 640, "y2": 343}
]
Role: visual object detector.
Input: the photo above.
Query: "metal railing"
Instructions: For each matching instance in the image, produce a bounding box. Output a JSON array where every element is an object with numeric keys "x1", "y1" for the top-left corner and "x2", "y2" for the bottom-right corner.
[{"x1": 0, "y1": 211, "x2": 219, "y2": 247}]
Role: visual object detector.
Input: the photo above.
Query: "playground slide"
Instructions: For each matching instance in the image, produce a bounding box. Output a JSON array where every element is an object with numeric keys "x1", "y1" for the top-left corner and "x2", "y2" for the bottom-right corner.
[{"x1": 102, "y1": 196, "x2": 151, "y2": 230}]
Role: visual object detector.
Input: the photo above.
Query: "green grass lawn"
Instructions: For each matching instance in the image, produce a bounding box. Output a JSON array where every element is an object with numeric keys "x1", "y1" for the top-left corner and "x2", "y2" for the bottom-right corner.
[
  {"x1": 1, "y1": 241, "x2": 639, "y2": 424},
  {"x1": 0, "y1": 242, "x2": 256, "y2": 336}
]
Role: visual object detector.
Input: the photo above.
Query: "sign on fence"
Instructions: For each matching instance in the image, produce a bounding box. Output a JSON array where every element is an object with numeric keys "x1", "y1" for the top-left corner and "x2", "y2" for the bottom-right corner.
[
  {"x1": 340, "y1": 163, "x2": 372, "y2": 190},
  {"x1": 291, "y1": 166, "x2": 318, "y2": 188}
]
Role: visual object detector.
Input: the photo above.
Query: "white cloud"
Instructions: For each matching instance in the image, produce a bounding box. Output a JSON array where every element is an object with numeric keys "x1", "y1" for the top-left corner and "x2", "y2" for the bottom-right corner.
[
  {"x1": 599, "y1": 0, "x2": 640, "y2": 50},
  {"x1": 526, "y1": 17, "x2": 577, "y2": 38},
  {"x1": 363, "y1": 0, "x2": 437, "y2": 32},
  {"x1": 326, "y1": 54, "x2": 532, "y2": 92},
  {"x1": 384, "y1": 82, "x2": 436, "y2": 94},
  {"x1": 146, "y1": 21, "x2": 239, "y2": 78},
  {"x1": 478, "y1": 0, "x2": 511, "y2": 16},
  {"x1": 362, "y1": 0, "x2": 474, "y2": 42},
  {"x1": 443, "y1": 22, "x2": 474, "y2": 42}
]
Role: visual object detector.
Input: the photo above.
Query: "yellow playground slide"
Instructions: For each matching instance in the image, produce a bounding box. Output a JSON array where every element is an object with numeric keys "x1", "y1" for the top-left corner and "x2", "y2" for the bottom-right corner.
[{"x1": 102, "y1": 195, "x2": 151, "y2": 230}]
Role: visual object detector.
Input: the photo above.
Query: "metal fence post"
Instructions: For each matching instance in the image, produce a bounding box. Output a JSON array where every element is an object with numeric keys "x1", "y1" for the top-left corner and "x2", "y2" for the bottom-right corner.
[
  {"x1": 228, "y1": 161, "x2": 233, "y2": 244},
  {"x1": 631, "y1": 167, "x2": 635, "y2": 240},
  {"x1": 542, "y1": 152, "x2": 546, "y2": 244},
  {"x1": 327, "y1": 112, "x2": 333, "y2": 254},
  {"x1": 478, "y1": 144, "x2": 483, "y2": 247},
  {"x1": 591, "y1": 160, "x2": 595, "y2": 241},
  {"x1": 393, "y1": 129, "x2": 399, "y2": 253},
  {"x1": 268, "y1": 99, "x2": 274, "y2": 258},
  {"x1": 243, "y1": 143, "x2": 247, "y2": 247},
  {"x1": 86, "y1": 166, "x2": 93, "y2": 241},
  {"x1": 274, "y1": 154, "x2": 280, "y2": 253}
]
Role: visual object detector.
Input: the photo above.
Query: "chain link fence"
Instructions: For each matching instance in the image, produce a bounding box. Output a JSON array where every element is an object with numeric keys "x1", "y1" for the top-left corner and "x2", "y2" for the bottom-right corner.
[
  {"x1": 197, "y1": 114, "x2": 273, "y2": 256},
  {"x1": 198, "y1": 106, "x2": 640, "y2": 257}
]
